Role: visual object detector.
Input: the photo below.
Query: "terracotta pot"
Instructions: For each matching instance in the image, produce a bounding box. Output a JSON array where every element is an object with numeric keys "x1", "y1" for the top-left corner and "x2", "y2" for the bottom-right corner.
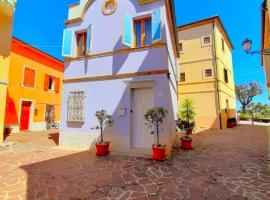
[
  {"x1": 181, "y1": 137, "x2": 192, "y2": 150},
  {"x1": 152, "y1": 145, "x2": 166, "y2": 161},
  {"x1": 96, "y1": 142, "x2": 110, "y2": 156},
  {"x1": 234, "y1": 122, "x2": 237, "y2": 127}
]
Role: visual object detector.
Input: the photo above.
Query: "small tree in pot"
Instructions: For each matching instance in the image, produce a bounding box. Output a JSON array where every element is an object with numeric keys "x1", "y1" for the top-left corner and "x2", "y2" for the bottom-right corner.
[
  {"x1": 144, "y1": 107, "x2": 168, "y2": 161},
  {"x1": 177, "y1": 98, "x2": 195, "y2": 150},
  {"x1": 95, "y1": 109, "x2": 113, "y2": 156}
]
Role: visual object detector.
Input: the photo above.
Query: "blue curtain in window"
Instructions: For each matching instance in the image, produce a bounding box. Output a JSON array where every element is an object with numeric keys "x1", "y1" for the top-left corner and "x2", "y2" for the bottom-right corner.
[
  {"x1": 152, "y1": 8, "x2": 161, "y2": 43},
  {"x1": 145, "y1": 19, "x2": 152, "y2": 46},
  {"x1": 62, "y1": 29, "x2": 73, "y2": 57},
  {"x1": 123, "y1": 14, "x2": 133, "y2": 46},
  {"x1": 135, "y1": 22, "x2": 142, "y2": 47}
]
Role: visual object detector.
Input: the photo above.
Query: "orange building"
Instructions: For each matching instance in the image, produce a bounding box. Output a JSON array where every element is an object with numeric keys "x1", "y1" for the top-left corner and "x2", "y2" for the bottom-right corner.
[{"x1": 4, "y1": 37, "x2": 64, "y2": 132}]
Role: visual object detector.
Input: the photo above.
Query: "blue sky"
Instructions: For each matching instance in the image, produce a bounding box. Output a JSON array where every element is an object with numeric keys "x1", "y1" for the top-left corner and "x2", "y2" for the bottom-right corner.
[{"x1": 13, "y1": 0, "x2": 267, "y2": 107}]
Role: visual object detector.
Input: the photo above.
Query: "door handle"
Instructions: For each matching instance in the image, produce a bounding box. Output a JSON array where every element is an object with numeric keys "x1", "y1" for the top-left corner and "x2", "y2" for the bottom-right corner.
[{"x1": 130, "y1": 110, "x2": 133, "y2": 113}]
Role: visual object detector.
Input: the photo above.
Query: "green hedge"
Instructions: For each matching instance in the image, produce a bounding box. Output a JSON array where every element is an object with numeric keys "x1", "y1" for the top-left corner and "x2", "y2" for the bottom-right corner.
[
  {"x1": 239, "y1": 114, "x2": 249, "y2": 121},
  {"x1": 261, "y1": 118, "x2": 270, "y2": 123}
]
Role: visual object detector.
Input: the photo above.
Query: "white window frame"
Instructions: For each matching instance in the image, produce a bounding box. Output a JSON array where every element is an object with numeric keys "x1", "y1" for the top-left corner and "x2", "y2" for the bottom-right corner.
[
  {"x1": 67, "y1": 91, "x2": 85, "y2": 122},
  {"x1": 201, "y1": 35, "x2": 212, "y2": 47},
  {"x1": 203, "y1": 68, "x2": 213, "y2": 79}
]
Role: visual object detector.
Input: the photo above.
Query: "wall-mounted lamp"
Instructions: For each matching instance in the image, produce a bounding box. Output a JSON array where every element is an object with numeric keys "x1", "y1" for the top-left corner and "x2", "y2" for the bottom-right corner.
[{"x1": 242, "y1": 38, "x2": 270, "y2": 55}]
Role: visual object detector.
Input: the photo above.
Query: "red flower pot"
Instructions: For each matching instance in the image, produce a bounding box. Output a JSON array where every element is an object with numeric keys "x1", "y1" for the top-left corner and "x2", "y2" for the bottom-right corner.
[
  {"x1": 181, "y1": 138, "x2": 192, "y2": 150},
  {"x1": 152, "y1": 145, "x2": 166, "y2": 161},
  {"x1": 96, "y1": 142, "x2": 110, "y2": 156}
]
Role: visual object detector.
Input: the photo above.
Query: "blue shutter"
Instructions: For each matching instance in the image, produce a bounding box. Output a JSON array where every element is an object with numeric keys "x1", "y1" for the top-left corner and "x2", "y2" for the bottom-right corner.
[
  {"x1": 123, "y1": 14, "x2": 133, "y2": 47},
  {"x1": 86, "y1": 24, "x2": 92, "y2": 54},
  {"x1": 152, "y1": 8, "x2": 161, "y2": 43},
  {"x1": 62, "y1": 29, "x2": 73, "y2": 57}
]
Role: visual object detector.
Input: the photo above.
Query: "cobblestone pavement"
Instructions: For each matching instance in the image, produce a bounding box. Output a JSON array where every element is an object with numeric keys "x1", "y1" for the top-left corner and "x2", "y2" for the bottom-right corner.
[
  {"x1": 0, "y1": 125, "x2": 269, "y2": 200},
  {"x1": 4, "y1": 129, "x2": 59, "y2": 147}
]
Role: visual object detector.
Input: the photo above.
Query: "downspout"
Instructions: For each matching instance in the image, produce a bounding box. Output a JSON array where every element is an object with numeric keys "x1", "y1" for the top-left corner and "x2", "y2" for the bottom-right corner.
[{"x1": 212, "y1": 19, "x2": 222, "y2": 129}]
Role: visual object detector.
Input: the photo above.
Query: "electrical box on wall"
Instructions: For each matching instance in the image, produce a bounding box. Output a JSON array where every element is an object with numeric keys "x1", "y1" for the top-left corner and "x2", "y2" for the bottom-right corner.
[{"x1": 119, "y1": 107, "x2": 126, "y2": 116}]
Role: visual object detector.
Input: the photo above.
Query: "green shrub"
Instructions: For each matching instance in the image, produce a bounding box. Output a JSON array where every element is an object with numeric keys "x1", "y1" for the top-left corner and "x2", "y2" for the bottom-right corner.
[
  {"x1": 253, "y1": 114, "x2": 261, "y2": 122},
  {"x1": 239, "y1": 113, "x2": 249, "y2": 121}
]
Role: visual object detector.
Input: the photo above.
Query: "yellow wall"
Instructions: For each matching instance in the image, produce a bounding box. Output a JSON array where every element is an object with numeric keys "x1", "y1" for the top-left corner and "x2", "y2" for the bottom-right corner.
[
  {"x1": 214, "y1": 25, "x2": 236, "y2": 128},
  {"x1": 6, "y1": 51, "x2": 63, "y2": 130},
  {"x1": 0, "y1": 3, "x2": 15, "y2": 143},
  {"x1": 178, "y1": 20, "x2": 236, "y2": 130}
]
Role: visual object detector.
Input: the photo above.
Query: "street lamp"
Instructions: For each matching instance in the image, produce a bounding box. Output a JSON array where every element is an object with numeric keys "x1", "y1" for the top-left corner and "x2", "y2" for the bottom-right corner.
[{"x1": 242, "y1": 38, "x2": 270, "y2": 55}]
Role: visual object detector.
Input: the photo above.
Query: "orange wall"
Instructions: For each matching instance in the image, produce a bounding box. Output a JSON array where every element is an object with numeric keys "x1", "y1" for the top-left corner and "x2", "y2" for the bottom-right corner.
[{"x1": 5, "y1": 38, "x2": 64, "y2": 126}]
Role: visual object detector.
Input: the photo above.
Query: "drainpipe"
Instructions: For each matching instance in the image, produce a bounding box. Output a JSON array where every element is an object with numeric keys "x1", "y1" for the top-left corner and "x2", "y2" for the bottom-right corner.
[{"x1": 212, "y1": 19, "x2": 222, "y2": 129}]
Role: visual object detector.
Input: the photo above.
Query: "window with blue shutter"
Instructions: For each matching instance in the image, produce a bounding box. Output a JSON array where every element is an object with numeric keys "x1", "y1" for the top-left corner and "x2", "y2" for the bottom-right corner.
[
  {"x1": 152, "y1": 8, "x2": 161, "y2": 43},
  {"x1": 123, "y1": 14, "x2": 133, "y2": 47},
  {"x1": 62, "y1": 29, "x2": 73, "y2": 57},
  {"x1": 86, "y1": 24, "x2": 92, "y2": 54}
]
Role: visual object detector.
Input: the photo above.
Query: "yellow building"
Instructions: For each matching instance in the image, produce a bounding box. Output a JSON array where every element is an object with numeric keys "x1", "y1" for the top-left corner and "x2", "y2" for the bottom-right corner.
[
  {"x1": 0, "y1": 0, "x2": 16, "y2": 143},
  {"x1": 177, "y1": 16, "x2": 236, "y2": 130},
  {"x1": 262, "y1": 0, "x2": 270, "y2": 97}
]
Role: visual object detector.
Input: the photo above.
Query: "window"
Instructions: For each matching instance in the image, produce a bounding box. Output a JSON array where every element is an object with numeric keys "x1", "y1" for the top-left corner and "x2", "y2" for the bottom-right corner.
[
  {"x1": 67, "y1": 91, "x2": 85, "y2": 122},
  {"x1": 44, "y1": 75, "x2": 60, "y2": 93},
  {"x1": 102, "y1": 0, "x2": 117, "y2": 15},
  {"x1": 134, "y1": 17, "x2": 152, "y2": 47},
  {"x1": 179, "y1": 42, "x2": 183, "y2": 52},
  {"x1": 221, "y1": 38, "x2": 225, "y2": 51},
  {"x1": 224, "y1": 68, "x2": 228, "y2": 83},
  {"x1": 202, "y1": 35, "x2": 211, "y2": 46},
  {"x1": 23, "y1": 67, "x2": 35, "y2": 88},
  {"x1": 205, "y1": 69, "x2": 213, "y2": 78},
  {"x1": 76, "y1": 31, "x2": 87, "y2": 57},
  {"x1": 48, "y1": 76, "x2": 54, "y2": 90},
  {"x1": 180, "y1": 73, "x2": 185, "y2": 82}
]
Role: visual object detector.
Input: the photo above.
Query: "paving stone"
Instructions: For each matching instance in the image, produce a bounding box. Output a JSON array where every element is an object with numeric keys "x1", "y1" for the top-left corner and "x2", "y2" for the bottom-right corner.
[{"x1": 1, "y1": 125, "x2": 269, "y2": 200}]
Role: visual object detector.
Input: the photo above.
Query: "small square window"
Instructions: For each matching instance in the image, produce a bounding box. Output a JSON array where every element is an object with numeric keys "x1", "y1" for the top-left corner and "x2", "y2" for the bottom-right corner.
[
  {"x1": 180, "y1": 73, "x2": 185, "y2": 82},
  {"x1": 202, "y1": 35, "x2": 212, "y2": 47},
  {"x1": 205, "y1": 69, "x2": 213, "y2": 77}
]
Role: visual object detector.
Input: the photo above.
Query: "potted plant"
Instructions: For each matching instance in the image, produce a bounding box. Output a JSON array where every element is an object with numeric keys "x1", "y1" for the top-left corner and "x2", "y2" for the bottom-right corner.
[
  {"x1": 144, "y1": 107, "x2": 168, "y2": 161},
  {"x1": 95, "y1": 110, "x2": 113, "y2": 156},
  {"x1": 178, "y1": 98, "x2": 195, "y2": 150}
]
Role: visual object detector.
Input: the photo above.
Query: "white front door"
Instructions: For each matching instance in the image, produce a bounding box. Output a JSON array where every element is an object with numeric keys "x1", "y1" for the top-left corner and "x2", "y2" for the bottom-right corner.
[{"x1": 131, "y1": 88, "x2": 154, "y2": 149}]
